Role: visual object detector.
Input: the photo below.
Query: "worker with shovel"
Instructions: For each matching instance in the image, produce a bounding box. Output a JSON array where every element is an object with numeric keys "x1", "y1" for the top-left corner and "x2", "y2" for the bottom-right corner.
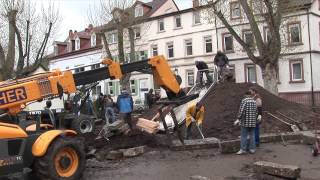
[{"x1": 185, "y1": 102, "x2": 205, "y2": 140}]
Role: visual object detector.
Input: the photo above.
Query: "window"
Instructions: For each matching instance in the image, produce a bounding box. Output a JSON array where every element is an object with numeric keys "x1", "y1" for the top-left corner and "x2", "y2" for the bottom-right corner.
[
  {"x1": 204, "y1": 36, "x2": 213, "y2": 53},
  {"x1": 75, "y1": 38, "x2": 80, "y2": 50},
  {"x1": 107, "y1": 82, "x2": 115, "y2": 96},
  {"x1": 91, "y1": 64, "x2": 100, "y2": 70},
  {"x1": 223, "y1": 33, "x2": 233, "y2": 52},
  {"x1": 289, "y1": 59, "x2": 304, "y2": 82},
  {"x1": 91, "y1": 33, "x2": 96, "y2": 47},
  {"x1": 135, "y1": 5, "x2": 143, "y2": 17},
  {"x1": 186, "y1": 70, "x2": 195, "y2": 86},
  {"x1": 74, "y1": 67, "x2": 85, "y2": 73},
  {"x1": 193, "y1": 11, "x2": 201, "y2": 25},
  {"x1": 264, "y1": 27, "x2": 272, "y2": 44},
  {"x1": 229, "y1": 64, "x2": 236, "y2": 82},
  {"x1": 175, "y1": 15, "x2": 182, "y2": 28},
  {"x1": 245, "y1": 64, "x2": 256, "y2": 83},
  {"x1": 151, "y1": 45, "x2": 158, "y2": 56},
  {"x1": 230, "y1": 1, "x2": 241, "y2": 19},
  {"x1": 107, "y1": 33, "x2": 118, "y2": 44},
  {"x1": 158, "y1": 19, "x2": 165, "y2": 32},
  {"x1": 136, "y1": 51, "x2": 148, "y2": 60},
  {"x1": 185, "y1": 39, "x2": 193, "y2": 56},
  {"x1": 243, "y1": 30, "x2": 255, "y2": 48},
  {"x1": 92, "y1": 85, "x2": 101, "y2": 96},
  {"x1": 167, "y1": 42, "x2": 174, "y2": 58},
  {"x1": 135, "y1": 27, "x2": 141, "y2": 39},
  {"x1": 288, "y1": 22, "x2": 302, "y2": 45},
  {"x1": 130, "y1": 80, "x2": 137, "y2": 95}
]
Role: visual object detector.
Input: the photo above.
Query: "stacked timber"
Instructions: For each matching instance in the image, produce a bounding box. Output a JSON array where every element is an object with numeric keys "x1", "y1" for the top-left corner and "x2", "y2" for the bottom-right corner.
[{"x1": 136, "y1": 118, "x2": 159, "y2": 134}]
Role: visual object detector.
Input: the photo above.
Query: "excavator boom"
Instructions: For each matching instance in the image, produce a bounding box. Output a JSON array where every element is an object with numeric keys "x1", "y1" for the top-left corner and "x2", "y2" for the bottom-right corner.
[{"x1": 0, "y1": 56, "x2": 182, "y2": 115}]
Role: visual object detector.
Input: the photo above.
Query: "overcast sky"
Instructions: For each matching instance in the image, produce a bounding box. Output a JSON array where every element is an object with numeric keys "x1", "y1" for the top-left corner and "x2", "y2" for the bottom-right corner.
[{"x1": 36, "y1": 0, "x2": 192, "y2": 41}]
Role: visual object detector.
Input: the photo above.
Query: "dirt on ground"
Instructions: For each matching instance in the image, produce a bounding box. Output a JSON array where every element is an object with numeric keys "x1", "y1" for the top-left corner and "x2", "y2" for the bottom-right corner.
[
  {"x1": 84, "y1": 82, "x2": 320, "y2": 151},
  {"x1": 200, "y1": 82, "x2": 320, "y2": 140}
]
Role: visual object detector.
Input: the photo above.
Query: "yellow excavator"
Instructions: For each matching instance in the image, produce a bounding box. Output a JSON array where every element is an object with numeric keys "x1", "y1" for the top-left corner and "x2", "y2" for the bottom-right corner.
[{"x1": 0, "y1": 56, "x2": 195, "y2": 180}]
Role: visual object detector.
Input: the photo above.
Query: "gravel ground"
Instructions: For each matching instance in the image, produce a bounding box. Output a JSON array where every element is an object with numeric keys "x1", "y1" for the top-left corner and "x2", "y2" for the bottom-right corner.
[{"x1": 82, "y1": 143, "x2": 320, "y2": 180}]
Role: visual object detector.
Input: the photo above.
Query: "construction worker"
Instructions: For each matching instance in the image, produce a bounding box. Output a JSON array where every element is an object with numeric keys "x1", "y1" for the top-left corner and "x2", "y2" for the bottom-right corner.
[
  {"x1": 214, "y1": 51, "x2": 230, "y2": 81},
  {"x1": 234, "y1": 90, "x2": 258, "y2": 155},
  {"x1": 117, "y1": 88, "x2": 134, "y2": 129},
  {"x1": 195, "y1": 61, "x2": 213, "y2": 85},
  {"x1": 185, "y1": 102, "x2": 205, "y2": 139},
  {"x1": 250, "y1": 88, "x2": 262, "y2": 147}
]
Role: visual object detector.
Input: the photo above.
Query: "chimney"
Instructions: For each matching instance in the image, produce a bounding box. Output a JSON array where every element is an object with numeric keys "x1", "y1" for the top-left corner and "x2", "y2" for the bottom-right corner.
[
  {"x1": 88, "y1": 24, "x2": 93, "y2": 30},
  {"x1": 193, "y1": 0, "x2": 199, "y2": 8},
  {"x1": 69, "y1": 30, "x2": 73, "y2": 38}
]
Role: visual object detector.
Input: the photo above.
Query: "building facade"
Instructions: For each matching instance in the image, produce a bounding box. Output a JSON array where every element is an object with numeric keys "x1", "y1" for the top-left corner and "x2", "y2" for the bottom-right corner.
[{"x1": 49, "y1": 0, "x2": 320, "y2": 106}]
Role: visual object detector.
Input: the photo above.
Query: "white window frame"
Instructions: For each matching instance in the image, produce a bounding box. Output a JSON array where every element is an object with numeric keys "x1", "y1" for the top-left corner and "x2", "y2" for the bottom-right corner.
[
  {"x1": 204, "y1": 36, "x2": 213, "y2": 53},
  {"x1": 135, "y1": 5, "x2": 143, "y2": 17},
  {"x1": 151, "y1": 45, "x2": 158, "y2": 57},
  {"x1": 264, "y1": 27, "x2": 272, "y2": 43},
  {"x1": 108, "y1": 33, "x2": 118, "y2": 44},
  {"x1": 186, "y1": 69, "x2": 195, "y2": 86},
  {"x1": 288, "y1": 22, "x2": 302, "y2": 45},
  {"x1": 91, "y1": 33, "x2": 96, "y2": 47},
  {"x1": 130, "y1": 79, "x2": 137, "y2": 95},
  {"x1": 174, "y1": 15, "x2": 182, "y2": 28},
  {"x1": 223, "y1": 33, "x2": 233, "y2": 52},
  {"x1": 245, "y1": 64, "x2": 257, "y2": 83},
  {"x1": 193, "y1": 11, "x2": 201, "y2": 25},
  {"x1": 75, "y1": 38, "x2": 80, "y2": 50},
  {"x1": 243, "y1": 30, "x2": 255, "y2": 49},
  {"x1": 107, "y1": 81, "x2": 115, "y2": 96},
  {"x1": 290, "y1": 60, "x2": 304, "y2": 82},
  {"x1": 158, "y1": 19, "x2": 165, "y2": 32},
  {"x1": 230, "y1": 1, "x2": 241, "y2": 19},
  {"x1": 166, "y1": 42, "x2": 174, "y2": 58},
  {"x1": 184, "y1": 39, "x2": 193, "y2": 56}
]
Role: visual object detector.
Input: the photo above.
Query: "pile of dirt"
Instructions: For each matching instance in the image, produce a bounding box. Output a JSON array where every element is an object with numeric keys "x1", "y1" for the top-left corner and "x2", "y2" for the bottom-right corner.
[{"x1": 199, "y1": 82, "x2": 320, "y2": 140}]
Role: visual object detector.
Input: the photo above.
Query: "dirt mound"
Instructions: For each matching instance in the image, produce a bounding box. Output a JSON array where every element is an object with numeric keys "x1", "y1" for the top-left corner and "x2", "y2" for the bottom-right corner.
[{"x1": 200, "y1": 82, "x2": 320, "y2": 140}]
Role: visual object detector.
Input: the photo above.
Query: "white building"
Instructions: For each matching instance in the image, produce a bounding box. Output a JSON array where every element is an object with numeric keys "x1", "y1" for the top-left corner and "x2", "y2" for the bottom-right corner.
[{"x1": 50, "y1": 0, "x2": 320, "y2": 106}]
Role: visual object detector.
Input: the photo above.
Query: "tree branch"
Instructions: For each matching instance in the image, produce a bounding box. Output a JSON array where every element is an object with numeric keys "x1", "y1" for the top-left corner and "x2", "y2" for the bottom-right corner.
[
  {"x1": 214, "y1": 9, "x2": 258, "y2": 63},
  {"x1": 0, "y1": 43, "x2": 5, "y2": 67},
  {"x1": 239, "y1": 0, "x2": 265, "y2": 55},
  {"x1": 15, "y1": 22, "x2": 25, "y2": 74},
  {"x1": 100, "y1": 32, "x2": 113, "y2": 59},
  {"x1": 128, "y1": 27, "x2": 135, "y2": 62}
]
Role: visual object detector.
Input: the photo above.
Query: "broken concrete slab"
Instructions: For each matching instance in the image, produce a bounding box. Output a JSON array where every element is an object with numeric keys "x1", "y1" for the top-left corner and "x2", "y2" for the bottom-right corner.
[
  {"x1": 171, "y1": 137, "x2": 220, "y2": 151},
  {"x1": 106, "y1": 150, "x2": 123, "y2": 160},
  {"x1": 190, "y1": 175, "x2": 211, "y2": 180},
  {"x1": 300, "y1": 131, "x2": 316, "y2": 145},
  {"x1": 108, "y1": 120, "x2": 125, "y2": 130},
  {"x1": 253, "y1": 161, "x2": 301, "y2": 179},
  {"x1": 220, "y1": 139, "x2": 240, "y2": 154},
  {"x1": 121, "y1": 146, "x2": 147, "y2": 157},
  {"x1": 259, "y1": 132, "x2": 301, "y2": 144}
]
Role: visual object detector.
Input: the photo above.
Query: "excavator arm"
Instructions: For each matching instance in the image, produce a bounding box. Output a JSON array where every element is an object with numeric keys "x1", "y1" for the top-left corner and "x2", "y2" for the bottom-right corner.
[{"x1": 0, "y1": 56, "x2": 183, "y2": 115}]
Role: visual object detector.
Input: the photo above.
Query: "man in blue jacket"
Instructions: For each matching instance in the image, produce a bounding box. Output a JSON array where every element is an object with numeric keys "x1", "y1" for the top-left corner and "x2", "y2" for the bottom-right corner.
[{"x1": 117, "y1": 88, "x2": 134, "y2": 129}]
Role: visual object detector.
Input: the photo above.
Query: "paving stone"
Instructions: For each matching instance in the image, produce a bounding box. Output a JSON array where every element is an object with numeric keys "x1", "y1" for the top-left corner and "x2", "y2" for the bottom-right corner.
[
  {"x1": 171, "y1": 137, "x2": 220, "y2": 151},
  {"x1": 253, "y1": 161, "x2": 301, "y2": 179},
  {"x1": 220, "y1": 139, "x2": 240, "y2": 154},
  {"x1": 106, "y1": 150, "x2": 123, "y2": 160},
  {"x1": 121, "y1": 146, "x2": 147, "y2": 157},
  {"x1": 190, "y1": 175, "x2": 211, "y2": 180}
]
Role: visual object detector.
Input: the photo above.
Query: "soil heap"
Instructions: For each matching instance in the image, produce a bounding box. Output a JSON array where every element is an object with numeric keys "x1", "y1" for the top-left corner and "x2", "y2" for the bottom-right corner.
[{"x1": 200, "y1": 82, "x2": 319, "y2": 140}]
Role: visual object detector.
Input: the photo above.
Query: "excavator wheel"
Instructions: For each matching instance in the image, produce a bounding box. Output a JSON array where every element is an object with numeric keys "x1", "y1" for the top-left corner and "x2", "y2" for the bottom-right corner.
[
  {"x1": 71, "y1": 115, "x2": 95, "y2": 134},
  {"x1": 33, "y1": 136, "x2": 86, "y2": 180}
]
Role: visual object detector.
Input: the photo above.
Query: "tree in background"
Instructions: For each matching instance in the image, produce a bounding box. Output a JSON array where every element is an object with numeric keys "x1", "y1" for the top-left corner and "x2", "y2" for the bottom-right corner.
[
  {"x1": 88, "y1": 0, "x2": 150, "y2": 92},
  {"x1": 201, "y1": 0, "x2": 304, "y2": 94},
  {"x1": 0, "y1": 0, "x2": 60, "y2": 81}
]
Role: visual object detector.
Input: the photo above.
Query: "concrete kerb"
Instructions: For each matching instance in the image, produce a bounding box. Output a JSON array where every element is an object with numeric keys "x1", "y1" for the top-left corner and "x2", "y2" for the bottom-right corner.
[{"x1": 169, "y1": 131, "x2": 315, "y2": 153}]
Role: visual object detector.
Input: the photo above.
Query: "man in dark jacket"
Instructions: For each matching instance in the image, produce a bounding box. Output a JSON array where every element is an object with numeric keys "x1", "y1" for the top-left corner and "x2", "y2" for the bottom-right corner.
[
  {"x1": 146, "y1": 89, "x2": 155, "y2": 109},
  {"x1": 117, "y1": 89, "x2": 134, "y2": 129},
  {"x1": 234, "y1": 90, "x2": 258, "y2": 155},
  {"x1": 195, "y1": 61, "x2": 213, "y2": 85},
  {"x1": 214, "y1": 51, "x2": 230, "y2": 81}
]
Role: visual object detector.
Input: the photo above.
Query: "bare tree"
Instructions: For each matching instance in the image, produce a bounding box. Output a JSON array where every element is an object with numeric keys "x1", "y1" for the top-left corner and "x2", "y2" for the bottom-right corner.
[
  {"x1": 0, "y1": 0, "x2": 60, "y2": 81},
  {"x1": 201, "y1": 0, "x2": 304, "y2": 94},
  {"x1": 88, "y1": 0, "x2": 150, "y2": 92}
]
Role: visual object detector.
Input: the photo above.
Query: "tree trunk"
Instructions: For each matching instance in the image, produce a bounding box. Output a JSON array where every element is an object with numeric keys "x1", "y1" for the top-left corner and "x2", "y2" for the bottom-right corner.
[
  {"x1": 128, "y1": 27, "x2": 135, "y2": 62},
  {"x1": 5, "y1": 10, "x2": 18, "y2": 80},
  {"x1": 100, "y1": 33, "x2": 112, "y2": 59},
  {"x1": 261, "y1": 63, "x2": 279, "y2": 95}
]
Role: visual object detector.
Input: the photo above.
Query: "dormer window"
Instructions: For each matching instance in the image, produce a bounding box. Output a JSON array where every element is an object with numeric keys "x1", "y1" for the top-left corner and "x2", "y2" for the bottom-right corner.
[
  {"x1": 75, "y1": 38, "x2": 80, "y2": 50},
  {"x1": 135, "y1": 5, "x2": 143, "y2": 17},
  {"x1": 91, "y1": 33, "x2": 96, "y2": 47}
]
